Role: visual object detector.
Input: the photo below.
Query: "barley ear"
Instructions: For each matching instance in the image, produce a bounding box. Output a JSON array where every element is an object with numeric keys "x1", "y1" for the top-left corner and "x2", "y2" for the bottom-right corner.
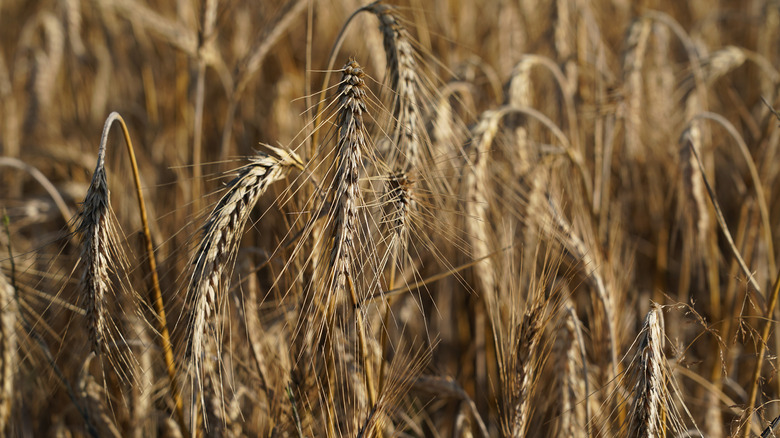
[
  {"x1": 510, "y1": 304, "x2": 544, "y2": 437},
  {"x1": 627, "y1": 305, "x2": 666, "y2": 437},
  {"x1": 326, "y1": 59, "x2": 377, "y2": 407},
  {"x1": 76, "y1": 148, "x2": 113, "y2": 356}
]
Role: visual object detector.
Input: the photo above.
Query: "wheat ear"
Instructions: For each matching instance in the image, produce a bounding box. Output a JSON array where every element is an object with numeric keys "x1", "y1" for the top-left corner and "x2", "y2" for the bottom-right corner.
[
  {"x1": 187, "y1": 146, "x2": 303, "y2": 370},
  {"x1": 77, "y1": 355, "x2": 121, "y2": 438},
  {"x1": 77, "y1": 143, "x2": 113, "y2": 355},
  {"x1": 509, "y1": 303, "x2": 544, "y2": 437},
  {"x1": 81, "y1": 112, "x2": 187, "y2": 431},
  {"x1": 326, "y1": 59, "x2": 377, "y2": 407},
  {"x1": 627, "y1": 305, "x2": 666, "y2": 437},
  {"x1": 555, "y1": 304, "x2": 587, "y2": 437}
]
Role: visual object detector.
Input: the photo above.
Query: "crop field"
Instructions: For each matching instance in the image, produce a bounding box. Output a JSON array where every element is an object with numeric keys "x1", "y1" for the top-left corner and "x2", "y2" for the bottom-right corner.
[{"x1": 1, "y1": 0, "x2": 780, "y2": 436}]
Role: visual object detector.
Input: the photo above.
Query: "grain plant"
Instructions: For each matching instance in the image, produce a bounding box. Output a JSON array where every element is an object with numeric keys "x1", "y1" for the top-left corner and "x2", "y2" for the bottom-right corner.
[{"x1": 3, "y1": 0, "x2": 780, "y2": 437}]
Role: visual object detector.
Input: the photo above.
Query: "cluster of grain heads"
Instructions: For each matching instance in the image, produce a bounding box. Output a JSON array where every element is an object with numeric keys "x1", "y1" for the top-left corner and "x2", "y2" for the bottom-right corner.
[{"x1": 7, "y1": 0, "x2": 780, "y2": 435}]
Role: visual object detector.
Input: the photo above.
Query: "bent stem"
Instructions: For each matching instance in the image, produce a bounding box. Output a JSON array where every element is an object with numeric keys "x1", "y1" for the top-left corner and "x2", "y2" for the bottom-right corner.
[{"x1": 100, "y1": 112, "x2": 186, "y2": 435}]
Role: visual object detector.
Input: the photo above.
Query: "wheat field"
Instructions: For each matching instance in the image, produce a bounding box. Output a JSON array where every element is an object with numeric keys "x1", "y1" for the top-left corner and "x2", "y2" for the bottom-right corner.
[{"x1": 1, "y1": 0, "x2": 780, "y2": 436}]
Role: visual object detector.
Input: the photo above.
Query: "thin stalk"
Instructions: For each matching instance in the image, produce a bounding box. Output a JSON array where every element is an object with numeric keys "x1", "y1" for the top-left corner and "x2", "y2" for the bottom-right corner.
[
  {"x1": 378, "y1": 247, "x2": 398, "y2": 393},
  {"x1": 347, "y1": 275, "x2": 377, "y2": 406}
]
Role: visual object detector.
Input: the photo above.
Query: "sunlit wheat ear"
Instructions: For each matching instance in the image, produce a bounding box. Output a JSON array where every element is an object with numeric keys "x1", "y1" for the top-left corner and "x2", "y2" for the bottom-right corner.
[
  {"x1": 627, "y1": 305, "x2": 666, "y2": 437},
  {"x1": 546, "y1": 198, "x2": 617, "y2": 373},
  {"x1": 0, "y1": 272, "x2": 16, "y2": 434},
  {"x1": 76, "y1": 156, "x2": 115, "y2": 355},
  {"x1": 507, "y1": 60, "x2": 533, "y2": 175},
  {"x1": 370, "y1": 5, "x2": 418, "y2": 167},
  {"x1": 186, "y1": 147, "x2": 303, "y2": 370},
  {"x1": 510, "y1": 303, "x2": 544, "y2": 438},
  {"x1": 555, "y1": 304, "x2": 587, "y2": 437},
  {"x1": 368, "y1": 3, "x2": 427, "y2": 171},
  {"x1": 127, "y1": 310, "x2": 153, "y2": 438}
]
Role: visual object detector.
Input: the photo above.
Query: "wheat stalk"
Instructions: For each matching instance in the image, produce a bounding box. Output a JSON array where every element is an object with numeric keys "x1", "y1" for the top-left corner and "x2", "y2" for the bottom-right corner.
[{"x1": 369, "y1": 3, "x2": 425, "y2": 171}]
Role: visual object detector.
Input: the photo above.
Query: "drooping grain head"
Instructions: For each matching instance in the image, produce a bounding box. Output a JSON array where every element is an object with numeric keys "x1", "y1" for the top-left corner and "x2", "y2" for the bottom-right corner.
[
  {"x1": 187, "y1": 148, "x2": 302, "y2": 371},
  {"x1": 623, "y1": 17, "x2": 652, "y2": 161},
  {"x1": 464, "y1": 110, "x2": 503, "y2": 298},
  {"x1": 77, "y1": 355, "x2": 122, "y2": 438},
  {"x1": 554, "y1": 305, "x2": 587, "y2": 437},
  {"x1": 509, "y1": 303, "x2": 544, "y2": 438},
  {"x1": 77, "y1": 164, "x2": 112, "y2": 355},
  {"x1": 370, "y1": 4, "x2": 423, "y2": 171}
]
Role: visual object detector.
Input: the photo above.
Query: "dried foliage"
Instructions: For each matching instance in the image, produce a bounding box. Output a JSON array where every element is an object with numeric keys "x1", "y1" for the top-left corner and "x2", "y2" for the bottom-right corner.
[{"x1": 2, "y1": 0, "x2": 780, "y2": 436}]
